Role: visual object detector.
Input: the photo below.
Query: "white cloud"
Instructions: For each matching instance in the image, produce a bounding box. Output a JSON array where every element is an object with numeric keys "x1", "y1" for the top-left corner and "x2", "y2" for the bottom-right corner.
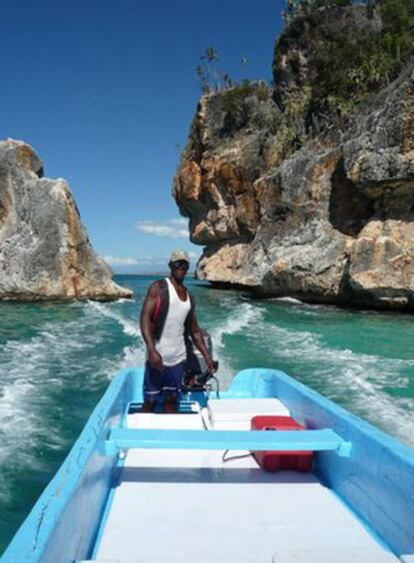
[
  {"x1": 170, "y1": 218, "x2": 187, "y2": 225},
  {"x1": 136, "y1": 218, "x2": 189, "y2": 239},
  {"x1": 135, "y1": 256, "x2": 167, "y2": 266},
  {"x1": 104, "y1": 256, "x2": 140, "y2": 266}
]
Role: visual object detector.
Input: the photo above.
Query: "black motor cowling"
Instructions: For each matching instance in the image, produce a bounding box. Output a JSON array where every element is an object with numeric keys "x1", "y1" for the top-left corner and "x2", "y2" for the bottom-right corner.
[{"x1": 184, "y1": 330, "x2": 218, "y2": 388}]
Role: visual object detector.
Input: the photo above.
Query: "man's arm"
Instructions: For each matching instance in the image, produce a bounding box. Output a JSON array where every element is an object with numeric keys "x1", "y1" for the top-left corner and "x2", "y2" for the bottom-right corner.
[
  {"x1": 140, "y1": 282, "x2": 163, "y2": 370},
  {"x1": 190, "y1": 306, "x2": 217, "y2": 374}
]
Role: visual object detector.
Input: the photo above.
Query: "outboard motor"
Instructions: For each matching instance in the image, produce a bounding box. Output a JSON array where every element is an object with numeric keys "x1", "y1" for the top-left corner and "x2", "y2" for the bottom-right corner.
[{"x1": 184, "y1": 330, "x2": 218, "y2": 390}]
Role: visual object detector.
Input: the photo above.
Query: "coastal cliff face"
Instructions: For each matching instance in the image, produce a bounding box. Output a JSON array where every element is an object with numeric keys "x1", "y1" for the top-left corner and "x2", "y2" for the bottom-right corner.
[
  {"x1": 0, "y1": 140, "x2": 132, "y2": 301},
  {"x1": 174, "y1": 5, "x2": 414, "y2": 310}
]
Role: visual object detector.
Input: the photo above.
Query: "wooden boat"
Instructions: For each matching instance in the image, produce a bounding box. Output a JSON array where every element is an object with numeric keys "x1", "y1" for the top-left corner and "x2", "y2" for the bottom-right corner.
[{"x1": 2, "y1": 367, "x2": 414, "y2": 563}]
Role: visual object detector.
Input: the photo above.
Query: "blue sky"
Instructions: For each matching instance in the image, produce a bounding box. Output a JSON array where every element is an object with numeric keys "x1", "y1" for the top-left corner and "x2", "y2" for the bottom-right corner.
[{"x1": 0, "y1": 0, "x2": 284, "y2": 273}]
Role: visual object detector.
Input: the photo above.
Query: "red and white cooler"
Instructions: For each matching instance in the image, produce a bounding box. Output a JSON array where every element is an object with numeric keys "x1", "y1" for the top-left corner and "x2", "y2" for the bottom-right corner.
[{"x1": 251, "y1": 415, "x2": 313, "y2": 472}]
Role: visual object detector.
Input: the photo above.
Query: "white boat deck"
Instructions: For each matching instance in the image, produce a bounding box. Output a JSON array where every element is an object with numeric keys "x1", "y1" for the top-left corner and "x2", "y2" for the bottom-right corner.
[{"x1": 93, "y1": 400, "x2": 399, "y2": 563}]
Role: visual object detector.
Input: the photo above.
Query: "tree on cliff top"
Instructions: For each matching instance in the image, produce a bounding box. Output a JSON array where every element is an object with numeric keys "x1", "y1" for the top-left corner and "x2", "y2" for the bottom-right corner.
[
  {"x1": 196, "y1": 47, "x2": 222, "y2": 93},
  {"x1": 195, "y1": 48, "x2": 251, "y2": 93}
]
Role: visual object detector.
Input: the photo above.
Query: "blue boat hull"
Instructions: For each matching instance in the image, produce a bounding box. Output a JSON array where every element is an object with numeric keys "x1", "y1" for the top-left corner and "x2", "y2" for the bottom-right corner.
[{"x1": 2, "y1": 367, "x2": 414, "y2": 562}]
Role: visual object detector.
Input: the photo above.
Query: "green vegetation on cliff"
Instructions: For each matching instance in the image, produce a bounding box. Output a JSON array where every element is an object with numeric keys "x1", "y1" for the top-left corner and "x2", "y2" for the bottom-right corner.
[
  {"x1": 318, "y1": 2, "x2": 413, "y2": 115},
  {"x1": 222, "y1": 82, "x2": 271, "y2": 132},
  {"x1": 192, "y1": 0, "x2": 414, "y2": 160},
  {"x1": 283, "y1": 0, "x2": 414, "y2": 116}
]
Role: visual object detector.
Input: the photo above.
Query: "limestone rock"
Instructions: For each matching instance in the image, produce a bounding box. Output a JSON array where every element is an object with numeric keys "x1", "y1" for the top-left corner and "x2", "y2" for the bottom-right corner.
[
  {"x1": 0, "y1": 140, "x2": 132, "y2": 301},
  {"x1": 173, "y1": 6, "x2": 414, "y2": 311},
  {"x1": 197, "y1": 242, "x2": 252, "y2": 284}
]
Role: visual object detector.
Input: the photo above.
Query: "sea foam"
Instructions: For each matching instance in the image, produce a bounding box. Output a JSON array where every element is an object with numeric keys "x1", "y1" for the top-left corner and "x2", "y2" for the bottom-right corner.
[{"x1": 253, "y1": 322, "x2": 414, "y2": 447}]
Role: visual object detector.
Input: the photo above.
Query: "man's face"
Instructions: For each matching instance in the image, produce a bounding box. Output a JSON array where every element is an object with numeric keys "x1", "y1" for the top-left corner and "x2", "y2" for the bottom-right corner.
[{"x1": 170, "y1": 260, "x2": 189, "y2": 281}]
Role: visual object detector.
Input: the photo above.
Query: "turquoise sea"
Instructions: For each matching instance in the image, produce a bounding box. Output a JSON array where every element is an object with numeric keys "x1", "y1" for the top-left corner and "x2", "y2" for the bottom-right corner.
[{"x1": 0, "y1": 274, "x2": 413, "y2": 553}]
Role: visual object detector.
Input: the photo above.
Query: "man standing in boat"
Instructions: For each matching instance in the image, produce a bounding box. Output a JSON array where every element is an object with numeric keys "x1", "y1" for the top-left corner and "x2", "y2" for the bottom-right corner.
[{"x1": 140, "y1": 249, "x2": 216, "y2": 413}]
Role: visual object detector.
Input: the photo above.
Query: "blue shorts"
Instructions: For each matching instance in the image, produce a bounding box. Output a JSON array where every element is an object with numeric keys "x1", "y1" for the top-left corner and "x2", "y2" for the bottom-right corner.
[{"x1": 143, "y1": 360, "x2": 186, "y2": 402}]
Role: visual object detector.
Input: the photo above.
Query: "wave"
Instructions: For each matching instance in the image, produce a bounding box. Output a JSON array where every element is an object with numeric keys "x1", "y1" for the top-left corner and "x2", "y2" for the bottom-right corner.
[
  {"x1": 0, "y1": 337, "x2": 71, "y2": 502},
  {"x1": 86, "y1": 301, "x2": 141, "y2": 338},
  {"x1": 272, "y1": 296, "x2": 304, "y2": 304},
  {"x1": 209, "y1": 302, "x2": 264, "y2": 389},
  {"x1": 251, "y1": 322, "x2": 414, "y2": 446},
  {"x1": 0, "y1": 305, "x2": 134, "y2": 503},
  {"x1": 84, "y1": 301, "x2": 147, "y2": 375}
]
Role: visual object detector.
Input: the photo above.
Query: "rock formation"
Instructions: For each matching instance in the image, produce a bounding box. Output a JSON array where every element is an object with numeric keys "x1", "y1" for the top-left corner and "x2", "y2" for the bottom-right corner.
[
  {"x1": 0, "y1": 139, "x2": 132, "y2": 301},
  {"x1": 174, "y1": 4, "x2": 414, "y2": 310}
]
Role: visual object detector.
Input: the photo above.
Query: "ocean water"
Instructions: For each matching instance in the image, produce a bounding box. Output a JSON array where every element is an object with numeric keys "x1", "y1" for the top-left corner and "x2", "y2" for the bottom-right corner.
[{"x1": 0, "y1": 274, "x2": 413, "y2": 553}]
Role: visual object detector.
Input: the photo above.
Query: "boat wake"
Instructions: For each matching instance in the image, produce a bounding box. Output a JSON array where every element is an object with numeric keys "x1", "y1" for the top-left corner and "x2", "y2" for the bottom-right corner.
[
  {"x1": 86, "y1": 300, "x2": 141, "y2": 338},
  {"x1": 210, "y1": 302, "x2": 264, "y2": 389},
  {"x1": 254, "y1": 323, "x2": 414, "y2": 447},
  {"x1": 85, "y1": 300, "x2": 146, "y2": 373},
  {"x1": 0, "y1": 303, "x2": 143, "y2": 505},
  {"x1": 0, "y1": 322, "x2": 93, "y2": 502}
]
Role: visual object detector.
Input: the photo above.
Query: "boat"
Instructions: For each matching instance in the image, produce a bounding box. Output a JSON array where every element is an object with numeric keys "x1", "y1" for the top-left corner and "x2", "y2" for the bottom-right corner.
[{"x1": 2, "y1": 367, "x2": 414, "y2": 563}]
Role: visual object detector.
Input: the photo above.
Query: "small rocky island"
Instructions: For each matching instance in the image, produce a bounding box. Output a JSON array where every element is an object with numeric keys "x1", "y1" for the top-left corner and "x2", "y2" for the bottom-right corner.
[
  {"x1": 174, "y1": 2, "x2": 414, "y2": 310},
  {"x1": 0, "y1": 139, "x2": 132, "y2": 301}
]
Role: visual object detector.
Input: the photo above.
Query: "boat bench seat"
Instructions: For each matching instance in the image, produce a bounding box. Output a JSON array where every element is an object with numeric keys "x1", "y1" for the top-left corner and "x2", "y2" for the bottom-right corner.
[
  {"x1": 127, "y1": 412, "x2": 204, "y2": 430},
  {"x1": 79, "y1": 547, "x2": 399, "y2": 562},
  {"x1": 207, "y1": 398, "x2": 290, "y2": 430}
]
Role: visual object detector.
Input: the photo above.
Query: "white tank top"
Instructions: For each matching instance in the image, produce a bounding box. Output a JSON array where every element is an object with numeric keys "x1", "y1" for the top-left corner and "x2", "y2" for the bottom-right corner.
[{"x1": 155, "y1": 277, "x2": 191, "y2": 366}]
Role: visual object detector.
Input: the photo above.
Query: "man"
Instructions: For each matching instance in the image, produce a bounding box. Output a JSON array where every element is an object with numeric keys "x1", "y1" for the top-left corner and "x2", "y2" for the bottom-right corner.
[{"x1": 140, "y1": 249, "x2": 216, "y2": 413}]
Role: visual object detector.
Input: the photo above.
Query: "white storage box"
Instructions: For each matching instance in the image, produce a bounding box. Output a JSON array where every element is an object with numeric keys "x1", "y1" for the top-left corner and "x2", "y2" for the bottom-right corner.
[
  {"x1": 208, "y1": 398, "x2": 290, "y2": 430},
  {"x1": 128, "y1": 412, "x2": 204, "y2": 430}
]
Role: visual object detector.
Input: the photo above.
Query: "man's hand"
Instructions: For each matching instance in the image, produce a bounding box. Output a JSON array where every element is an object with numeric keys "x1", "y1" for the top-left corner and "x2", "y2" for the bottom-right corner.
[
  {"x1": 148, "y1": 349, "x2": 163, "y2": 371},
  {"x1": 206, "y1": 357, "x2": 218, "y2": 374}
]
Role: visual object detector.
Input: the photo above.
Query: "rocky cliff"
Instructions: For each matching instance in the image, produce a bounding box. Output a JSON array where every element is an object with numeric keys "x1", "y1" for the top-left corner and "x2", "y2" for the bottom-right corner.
[
  {"x1": 174, "y1": 4, "x2": 414, "y2": 310},
  {"x1": 0, "y1": 140, "x2": 132, "y2": 301}
]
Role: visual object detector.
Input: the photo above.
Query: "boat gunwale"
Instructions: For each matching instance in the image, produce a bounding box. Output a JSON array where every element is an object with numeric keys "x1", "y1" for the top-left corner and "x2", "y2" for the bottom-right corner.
[
  {"x1": 2, "y1": 366, "x2": 414, "y2": 562},
  {"x1": 1, "y1": 367, "x2": 140, "y2": 563},
  {"x1": 230, "y1": 368, "x2": 414, "y2": 558}
]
